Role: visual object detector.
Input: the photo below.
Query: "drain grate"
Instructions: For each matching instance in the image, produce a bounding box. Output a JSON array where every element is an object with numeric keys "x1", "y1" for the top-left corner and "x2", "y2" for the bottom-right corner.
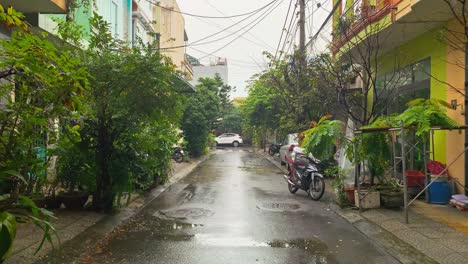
[{"x1": 257, "y1": 202, "x2": 300, "y2": 211}]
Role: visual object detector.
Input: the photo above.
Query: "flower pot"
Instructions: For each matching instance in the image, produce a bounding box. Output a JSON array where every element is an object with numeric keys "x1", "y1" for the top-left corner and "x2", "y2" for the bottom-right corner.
[
  {"x1": 32, "y1": 196, "x2": 46, "y2": 208},
  {"x1": 344, "y1": 187, "x2": 355, "y2": 204},
  {"x1": 44, "y1": 196, "x2": 62, "y2": 209},
  {"x1": 59, "y1": 192, "x2": 89, "y2": 210},
  {"x1": 355, "y1": 190, "x2": 380, "y2": 209},
  {"x1": 380, "y1": 190, "x2": 403, "y2": 208}
]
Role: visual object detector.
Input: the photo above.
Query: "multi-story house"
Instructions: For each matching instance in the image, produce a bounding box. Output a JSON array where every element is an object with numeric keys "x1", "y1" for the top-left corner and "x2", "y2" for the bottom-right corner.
[
  {"x1": 33, "y1": 0, "x2": 132, "y2": 43},
  {"x1": 0, "y1": 0, "x2": 66, "y2": 39},
  {"x1": 332, "y1": 0, "x2": 467, "y2": 193},
  {"x1": 8, "y1": 0, "x2": 192, "y2": 82},
  {"x1": 154, "y1": 0, "x2": 193, "y2": 80},
  {"x1": 132, "y1": 0, "x2": 156, "y2": 45}
]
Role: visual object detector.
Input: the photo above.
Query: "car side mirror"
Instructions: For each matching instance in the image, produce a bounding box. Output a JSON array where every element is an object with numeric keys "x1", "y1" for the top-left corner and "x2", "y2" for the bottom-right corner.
[{"x1": 288, "y1": 144, "x2": 296, "y2": 152}]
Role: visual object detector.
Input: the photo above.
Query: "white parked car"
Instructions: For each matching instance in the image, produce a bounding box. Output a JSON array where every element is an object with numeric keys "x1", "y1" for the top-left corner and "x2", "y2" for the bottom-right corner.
[
  {"x1": 215, "y1": 133, "x2": 243, "y2": 147},
  {"x1": 279, "y1": 133, "x2": 299, "y2": 165}
]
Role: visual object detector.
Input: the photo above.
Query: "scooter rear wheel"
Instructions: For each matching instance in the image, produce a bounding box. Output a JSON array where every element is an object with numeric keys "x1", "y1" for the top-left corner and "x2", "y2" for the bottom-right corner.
[{"x1": 173, "y1": 153, "x2": 184, "y2": 163}]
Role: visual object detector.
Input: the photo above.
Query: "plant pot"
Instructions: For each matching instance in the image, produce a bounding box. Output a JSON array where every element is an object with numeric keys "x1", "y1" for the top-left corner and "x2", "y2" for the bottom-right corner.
[
  {"x1": 344, "y1": 187, "x2": 355, "y2": 204},
  {"x1": 59, "y1": 192, "x2": 89, "y2": 210},
  {"x1": 32, "y1": 196, "x2": 46, "y2": 208},
  {"x1": 355, "y1": 190, "x2": 380, "y2": 209},
  {"x1": 44, "y1": 196, "x2": 62, "y2": 209},
  {"x1": 380, "y1": 190, "x2": 403, "y2": 208}
]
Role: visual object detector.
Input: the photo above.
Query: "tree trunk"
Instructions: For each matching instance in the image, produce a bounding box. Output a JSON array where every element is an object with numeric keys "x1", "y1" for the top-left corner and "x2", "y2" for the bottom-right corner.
[{"x1": 93, "y1": 118, "x2": 114, "y2": 213}]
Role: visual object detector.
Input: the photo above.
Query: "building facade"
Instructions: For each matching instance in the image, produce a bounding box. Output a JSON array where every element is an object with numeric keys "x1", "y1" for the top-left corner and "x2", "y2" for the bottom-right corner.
[
  {"x1": 153, "y1": 0, "x2": 193, "y2": 80},
  {"x1": 17, "y1": 0, "x2": 193, "y2": 81},
  {"x1": 132, "y1": 0, "x2": 155, "y2": 44},
  {"x1": 189, "y1": 57, "x2": 229, "y2": 86},
  {"x1": 332, "y1": 0, "x2": 467, "y2": 192}
]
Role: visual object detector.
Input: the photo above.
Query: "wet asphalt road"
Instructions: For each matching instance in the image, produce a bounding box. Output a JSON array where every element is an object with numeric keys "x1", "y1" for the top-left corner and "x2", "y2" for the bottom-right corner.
[{"x1": 84, "y1": 148, "x2": 397, "y2": 264}]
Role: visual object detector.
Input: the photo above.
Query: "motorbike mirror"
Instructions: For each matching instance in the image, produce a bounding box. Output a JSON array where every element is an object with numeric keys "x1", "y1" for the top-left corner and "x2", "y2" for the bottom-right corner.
[{"x1": 288, "y1": 144, "x2": 296, "y2": 152}]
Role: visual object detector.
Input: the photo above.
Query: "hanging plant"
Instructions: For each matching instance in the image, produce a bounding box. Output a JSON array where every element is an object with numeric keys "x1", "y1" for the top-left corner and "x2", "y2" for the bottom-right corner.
[
  {"x1": 396, "y1": 98, "x2": 458, "y2": 137},
  {"x1": 302, "y1": 115, "x2": 344, "y2": 160}
]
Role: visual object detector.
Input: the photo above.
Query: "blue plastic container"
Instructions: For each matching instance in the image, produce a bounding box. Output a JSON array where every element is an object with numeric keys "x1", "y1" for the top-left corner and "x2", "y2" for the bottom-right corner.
[{"x1": 429, "y1": 181, "x2": 451, "y2": 204}]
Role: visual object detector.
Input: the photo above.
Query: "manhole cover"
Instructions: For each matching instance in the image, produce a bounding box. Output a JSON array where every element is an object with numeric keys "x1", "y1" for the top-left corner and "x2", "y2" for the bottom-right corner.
[
  {"x1": 257, "y1": 202, "x2": 300, "y2": 211},
  {"x1": 157, "y1": 208, "x2": 214, "y2": 220}
]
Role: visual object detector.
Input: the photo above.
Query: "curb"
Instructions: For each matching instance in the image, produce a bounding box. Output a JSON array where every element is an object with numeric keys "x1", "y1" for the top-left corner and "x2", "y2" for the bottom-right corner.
[
  {"x1": 260, "y1": 149, "x2": 437, "y2": 264},
  {"x1": 34, "y1": 152, "x2": 213, "y2": 263},
  {"x1": 327, "y1": 205, "x2": 438, "y2": 264}
]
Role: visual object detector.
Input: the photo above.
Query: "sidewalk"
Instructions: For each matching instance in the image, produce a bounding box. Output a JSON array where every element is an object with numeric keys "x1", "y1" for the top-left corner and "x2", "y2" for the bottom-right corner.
[
  {"x1": 260, "y1": 149, "x2": 468, "y2": 264},
  {"x1": 357, "y1": 204, "x2": 468, "y2": 264},
  {"x1": 5, "y1": 153, "x2": 212, "y2": 264}
]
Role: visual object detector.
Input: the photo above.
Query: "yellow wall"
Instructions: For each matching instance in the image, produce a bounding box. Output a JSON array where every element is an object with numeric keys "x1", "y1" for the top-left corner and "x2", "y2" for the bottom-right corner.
[
  {"x1": 445, "y1": 20, "x2": 466, "y2": 192},
  {"x1": 379, "y1": 21, "x2": 466, "y2": 191},
  {"x1": 153, "y1": 0, "x2": 192, "y2": 79}
]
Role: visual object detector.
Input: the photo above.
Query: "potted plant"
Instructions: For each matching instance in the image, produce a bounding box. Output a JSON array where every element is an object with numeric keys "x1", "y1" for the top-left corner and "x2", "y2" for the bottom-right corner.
[
  {"x1": 377, "y1": 178, "x2": 404, "y2": 208},
  {"x1": 43, "y1": 182, "x2": 62, "y2": 209},
  {"x1": 327, "y1": 165, "x2": 353, "y2": 206},
  {"x1": 55, "y1": 138, "x2": 95, "y2": 210},
  {"x1": 29, "y1": 193, "x2": 46, "y2": 208}
]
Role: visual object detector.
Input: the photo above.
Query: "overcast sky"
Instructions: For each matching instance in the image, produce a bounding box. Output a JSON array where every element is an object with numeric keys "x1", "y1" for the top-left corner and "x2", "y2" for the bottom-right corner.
[{"x1": 178, "y1": 0, "x2": 332, "y2": 98}]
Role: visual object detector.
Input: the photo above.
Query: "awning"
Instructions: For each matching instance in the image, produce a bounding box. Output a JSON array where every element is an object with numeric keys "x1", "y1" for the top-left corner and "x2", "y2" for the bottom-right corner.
[{"x1": 172, "y1": 75, "x2": 196, "y2": 94}]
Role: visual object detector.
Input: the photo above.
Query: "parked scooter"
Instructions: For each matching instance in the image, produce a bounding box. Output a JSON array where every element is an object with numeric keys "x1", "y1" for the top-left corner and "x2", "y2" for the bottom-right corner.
[
  {"x1": 268, "y1": 143, "x2": 281, "y2": 156},
  {"x1": 283, "y1": 145, "x2": 325, "y2": 201},
  {"x1": 172, "y1": 147, "x2": 184, "y2": 163}
]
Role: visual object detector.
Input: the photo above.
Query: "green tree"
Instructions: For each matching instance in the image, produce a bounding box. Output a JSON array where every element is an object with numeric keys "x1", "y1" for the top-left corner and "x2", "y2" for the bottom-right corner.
[
  {"x1": 241, "y1": 77, "x2": 280, "y2": 146},
  {"x1": 181, "y1": 84, "x2": 219, "y2": 157},
  {"x1": 222, "y1": 105, "x2": 243, "y2": 134},
  {"x1": 58, "y1": 15, "x2": 185, "y2": 212},
  {"x1": 0, "y1": 5, "x2": 87, "y2": 261}
]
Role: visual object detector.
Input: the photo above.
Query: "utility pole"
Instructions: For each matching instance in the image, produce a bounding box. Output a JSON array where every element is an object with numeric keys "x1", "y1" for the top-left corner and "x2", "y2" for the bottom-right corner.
[
  {"x1": 298, "y1": 0, "x2": 307, "y2": 69},
  {"x1": 299, "y1": 0, "x2": 306, "y2": 52}
]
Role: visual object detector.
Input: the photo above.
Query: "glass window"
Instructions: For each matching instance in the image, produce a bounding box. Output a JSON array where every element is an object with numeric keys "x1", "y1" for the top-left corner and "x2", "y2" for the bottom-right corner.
[
  {"x1": 376, "y1": 58, "x2": 431, "y2": 114},
  {"x1": 413, "y1": 59, "x2": 431, "y2": 83}
]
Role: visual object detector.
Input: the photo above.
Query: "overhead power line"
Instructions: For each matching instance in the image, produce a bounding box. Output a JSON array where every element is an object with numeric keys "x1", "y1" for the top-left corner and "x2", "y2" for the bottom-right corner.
[
  {"x1": 203, "y1": 0, "x2": 276, "y2": 50},
  {"x1": 274, "y1": 0, "x2": 294, "y2": 60},
  {"x1": 198, "y1": 0, "x2": 285, "y2": 60},
  {"x1": 278, "y1": 1, "x2": 299, "y2": 60},
  {"x1": 189, "y1": 47, "x2": 265, "y2": 67},
  {"x1": 310, "y1": 0, "x2": 342, "y2": 42},
  {"x1": 160, "y1": 0, "x2": 281, "y2": 51},
  {"x1": 145, "y1": 0, "x2": 279, "y2": 19}
]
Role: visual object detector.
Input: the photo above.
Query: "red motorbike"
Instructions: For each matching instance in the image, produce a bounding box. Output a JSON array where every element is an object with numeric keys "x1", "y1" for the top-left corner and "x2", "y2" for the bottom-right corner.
[{"x1": 283, "y1": 145, "x2": 325, "y2": 201}]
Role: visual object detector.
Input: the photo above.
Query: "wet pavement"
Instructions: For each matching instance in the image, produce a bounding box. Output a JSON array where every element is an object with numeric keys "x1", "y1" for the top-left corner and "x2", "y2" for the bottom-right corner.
[{"x1": 75, "y1": 148, "x2": 398, "y2": 264}]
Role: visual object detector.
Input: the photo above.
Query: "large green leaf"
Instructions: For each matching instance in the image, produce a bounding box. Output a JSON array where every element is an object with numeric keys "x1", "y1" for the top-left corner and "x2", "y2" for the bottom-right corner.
[
  {"x1": 0, "y1": 211, "x2": 16, "y2": 261},
  {"x1": 2, "y1": 170, "x2": 27, "y2": 184}
]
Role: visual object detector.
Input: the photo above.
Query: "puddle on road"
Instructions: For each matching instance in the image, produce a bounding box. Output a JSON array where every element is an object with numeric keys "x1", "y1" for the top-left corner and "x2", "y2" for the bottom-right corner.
[
  {"x1": 257, "y1": 202, "x2": 301, "y2": 212},
  {"x1": 154, "y1": 208, "x2": 214, "y2": 220},
  {"x1": 268, "y1": 239, "x2": 337, "y2": 264},
  {"x1": 195, "y1": 234, "x2": 269, "y2": 247},
  {"x1": 268, "y1": 239, "x2": 327, "y2": 252},
  {"x1": 194, "y1": 235, "x2": 336, "y2": 263}
]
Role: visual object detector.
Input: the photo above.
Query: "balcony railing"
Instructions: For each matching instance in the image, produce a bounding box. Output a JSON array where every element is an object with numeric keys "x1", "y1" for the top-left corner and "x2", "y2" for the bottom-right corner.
[
  {"x1": 182, "y1": 58, "x2": 194, "y2": 81},
  {"x1": 333, "y1": 0, "x2": 395, "y2": 54}
]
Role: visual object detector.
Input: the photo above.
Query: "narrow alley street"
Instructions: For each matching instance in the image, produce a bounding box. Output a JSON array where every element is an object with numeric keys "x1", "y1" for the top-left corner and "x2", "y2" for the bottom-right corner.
[{"x1": 73, "y1": 148, "x2": 397, "y2": 264}]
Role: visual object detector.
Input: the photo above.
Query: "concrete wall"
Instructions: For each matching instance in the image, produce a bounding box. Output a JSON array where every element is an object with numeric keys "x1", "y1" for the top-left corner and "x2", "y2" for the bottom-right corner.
[{"x1": 190, "y1": 64, "x2": 229, "y2": 86}]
